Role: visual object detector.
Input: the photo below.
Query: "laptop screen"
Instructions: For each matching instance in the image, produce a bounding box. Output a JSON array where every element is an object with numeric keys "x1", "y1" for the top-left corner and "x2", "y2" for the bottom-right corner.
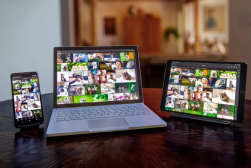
[
  {"x1": 165, "y1": 61, "x2": 241, "y2": 121},
  {"x1": 55, "y1": 48, "x2": 140, "y2": 105}
]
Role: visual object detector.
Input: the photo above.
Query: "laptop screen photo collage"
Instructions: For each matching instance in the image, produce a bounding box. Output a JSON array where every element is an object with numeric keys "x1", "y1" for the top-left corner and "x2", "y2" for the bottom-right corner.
[
  {"x1": 166, "y1": 66, "x2": 238, "y2": 120},
  {"x1": 56, "y1": 51, "x2": 139, "y2": 104}
]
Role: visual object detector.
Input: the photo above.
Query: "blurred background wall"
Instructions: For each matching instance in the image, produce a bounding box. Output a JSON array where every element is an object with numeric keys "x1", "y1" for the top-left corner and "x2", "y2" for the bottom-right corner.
[{"x1": 0, "y1": 0, "x2": 61, "y2": 101}]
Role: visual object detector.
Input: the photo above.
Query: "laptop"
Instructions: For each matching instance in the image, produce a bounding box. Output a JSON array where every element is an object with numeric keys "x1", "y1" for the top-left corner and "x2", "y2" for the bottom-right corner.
[{"x1": 46, "y1": 46, "x2": 167, "y2": 137}]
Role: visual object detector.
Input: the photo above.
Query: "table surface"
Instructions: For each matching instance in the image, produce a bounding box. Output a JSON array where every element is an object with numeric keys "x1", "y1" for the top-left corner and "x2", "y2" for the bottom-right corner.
[{"x1": 1, "y1": 88, "x2": 251, "y2": 168}]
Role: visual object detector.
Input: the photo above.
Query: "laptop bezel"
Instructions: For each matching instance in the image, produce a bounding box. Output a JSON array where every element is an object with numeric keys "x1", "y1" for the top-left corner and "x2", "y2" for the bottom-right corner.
[
  {"x1": 160, "y1": 60, "x2": 247, "y2": 123},
  {"x1": 53, "y1": 46, "x2": 144, "y2": 108}
]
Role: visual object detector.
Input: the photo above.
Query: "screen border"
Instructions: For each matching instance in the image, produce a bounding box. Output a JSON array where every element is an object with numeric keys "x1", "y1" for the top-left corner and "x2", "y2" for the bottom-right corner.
[
  {"x1": 10, "y1": 71, "x2": 44, "y2": 128},
  {"x1": 160, "y1": 60, "x2": 247, "y2": 123},
  {"x1": 53, "y1": 46, "x2": 144, "y2": 109}
]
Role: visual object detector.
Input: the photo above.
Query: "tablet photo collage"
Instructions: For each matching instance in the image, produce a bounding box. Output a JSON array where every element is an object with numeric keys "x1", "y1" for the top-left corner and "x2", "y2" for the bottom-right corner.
[
  {"x1": 165, "y1": 66, "x2": 238, "y2": 120},
  {"x1": 12, "y1": 77, "x2": 42, "y2": 120},
  {"x1": 56, "y1": 52, "x2": 139, "y2": 104}
]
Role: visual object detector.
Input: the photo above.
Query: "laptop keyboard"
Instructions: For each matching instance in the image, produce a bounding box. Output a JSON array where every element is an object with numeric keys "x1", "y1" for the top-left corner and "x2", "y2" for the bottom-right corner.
[{"x1": 56, "y1": 105, "x2": 151, "y2": 122}]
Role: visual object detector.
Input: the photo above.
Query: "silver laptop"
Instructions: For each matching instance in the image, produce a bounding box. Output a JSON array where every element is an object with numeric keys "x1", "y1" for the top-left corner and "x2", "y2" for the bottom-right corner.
[{"x1": 46, "y1": 46, "x2": 166, "y2": 137}]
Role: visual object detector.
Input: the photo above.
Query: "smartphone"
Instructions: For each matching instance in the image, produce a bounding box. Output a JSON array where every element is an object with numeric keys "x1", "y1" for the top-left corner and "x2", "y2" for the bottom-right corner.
[{"x1": 11, "y1": 72, "x2": 44, "y2": 128}]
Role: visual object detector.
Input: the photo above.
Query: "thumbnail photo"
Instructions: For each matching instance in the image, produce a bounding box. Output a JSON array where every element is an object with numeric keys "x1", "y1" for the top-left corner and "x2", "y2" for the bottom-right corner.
[
  {"x1": 32, "y1": 109, "x2": 42, "y2": 117},
  {"x1": 217, "y1": 104, "x2": 235, "y2": 120},
  {"x1": 65, "y1": 53, "x2": 72, "y2": 63},
  {"x1": 101, "y1": 83, "x2": 115, "y2": 94},
  {"x1": 21, "y1": 103, "x2": 28, "y2": 111},
  {"x1": 124, "y1": 61, "x2": 135, "y2": 69},
  {"x1": 226, "y1": 79, "x2": 236, "y2": 90},
  {"x1": 115, "y1": 83, "x2": 130, "y2": 93},
  {"x1": 130, "y1": 82, "x2": 137, "y2": 93},
  {"x1": 84, "y1": 84, "x2": 101, "y2": 95},
  {"x1": 73, "y1": 53, "x2": 88, "y2": 62},
  {"x1": 57, "y1": 85, "x2": 69, "y2": 96},
  {"x1": 27, "y1": 101, "x2": 41, "y2": 110},
  {"x1": 167, "y1": 84, "x2": 185, "y2": 99},
  {"x1": 92, "y1": 94, "x2": 108, "y2": 102},
  {"x1": 218, "y1": 71, "x2": 237, "y2": 79},
  {"x1": 211, "y1": 78, "x2": 227, "y2": 89},
  {"x1": 69, "y1": 71, "x2": 88, "y2": 85},
  {"x1": 57, "y1": 63, "x2": 69, "y2": 72},
  {"x1": 103, "y1": 53, "x2": 121, "y2": 62},
  {"x1": 212, "y1": 89, "x2": 235, "y2": 105},
  {"x1": 181, "y1": 76, "x2": 196, "y2": 86},
  {"x1": 31, "y1": 92, "x2": 40, "y2": 101},
  {"x1": 202, "y1": 88, "x2": 213, "y2": 102},
  {"x1": 21, "y1": 94, "x2": 31, "y2": 103},
  {"x1": 88, "y1": 53, "x2": 103, "y2": 62},
  {"x1": 72, "y1": 95, "x2": 92, "y2": 103},
  {"x1": 68, "y1": 85, "x2": 85, "y2": 96},
  {"x1": 188, "y1": 101, "x2": 204, "y2": 112},
  {"x1": 21, "y1": 84, "x2": 32, "y2": 94},
  {"x1": 15, "y1": 112, "x2": 23, "y2": 119},
  {"x1": 108, "y1": 93, "x2": 124, "y2": 101},
  {"x1": 192, "y1": 87, "x2": 203, "y2": 101},
  {"x1": 69, "y1": 62, "x2": 88, "y2": 71},
  {"x1": 210, "y1": 70, "x2": 217, "y2": 78},
  {"x1": 116, "y1": 69, "x2": 136, "y2": 83},
  {"x1": 57, "y1": 72, "x2": 69, "y2": 86},
  {"x1": 170, "y1": 66, "x2": 182, "y2": 75},
  {"x1": 123, "y1": 93, "x2": 131, "y2": 100},
  {"x1": 14, "y1": 95, "x2": 22, "y2": 103},
  {"x1": 88, "y1": 62, "x2": 100, "y2": 70},
  {"x1": 100, "y1": 62, "x2": 112, "y2": 70},
  {"x1": 203, "y1": 102, "x2": 218, "y2": 113},
  {"x1": 195, "y1": 69, "x2": 209, "y2": 77},
  {"x1": 31, "y1": 85, "x2": 39, "y2": 93},
  {"x1": 57, "y1": 96, "x2": 73, "y2": 104},
  {"x1": 107, "y1": 70, "x2": 116, "y2": 83},
  {"x1": 120, "y1": 52, "x2": 134, "y2": 61},
  {"x1": 181, "y1": 68, "x2": 195, "y2": 76},
  {"x1": 22, "y1": 111, "x2": 33, "y2": 118},
  {"x1": 22, "y1": 79, "x2": 30, "y2": 84},
  {"x1": 57, "y1": 53, "x2": 65, "y2": 63},
  {"x1": 195, "y1": 77, "x2": 210, "y2": 88},
  {"x1": 166, "y1": 96, "x2": 175, "y2": 108},
  {"x1": 97, "y1": 70, "x2": 108, "y2": 84},
  {"x1": 174, "y1": 99, "x2": 189, "y2": 110},
  {"x1": 184, "y1": 86, "x2": 194, "y2": 100},
  {"x1": 88, "y1": 70, "x2": 98, "y2": 84},
  {"x1": 131, "y1": 92, "x2": 139, "y2": 100},
  {"x1": 13, "y1": 80, "x2": 21, "y2": 84},
  {"x1": 169, "y1": 75, "x2": 181, "y2": 85},
  {"x1": 111, "y1": 61, "x2": 125, "y2": 70},
  {"x1": 14, "y1": 101, "x2": 22, "y2": 112}
]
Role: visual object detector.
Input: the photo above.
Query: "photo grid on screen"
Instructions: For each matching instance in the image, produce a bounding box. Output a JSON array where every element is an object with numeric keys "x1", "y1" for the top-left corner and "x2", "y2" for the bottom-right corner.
[
  {"x1": 56, "y1": 52, "x2": 139, "y2": 105},
  {"x1": 166, "y1": 66, "x2": 238, "y2": 120}
]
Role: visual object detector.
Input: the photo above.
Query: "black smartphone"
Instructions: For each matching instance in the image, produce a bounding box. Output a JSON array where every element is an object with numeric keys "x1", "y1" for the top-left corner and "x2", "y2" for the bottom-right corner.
[{"x1": 10, "y1": 72, "x2": 44, "y2": 128}]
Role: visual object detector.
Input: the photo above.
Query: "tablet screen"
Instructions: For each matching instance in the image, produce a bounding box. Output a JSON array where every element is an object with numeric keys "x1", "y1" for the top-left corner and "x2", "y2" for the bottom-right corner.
[{"x1": 165, "y1": 61, "x2": 242, "y2": 121}]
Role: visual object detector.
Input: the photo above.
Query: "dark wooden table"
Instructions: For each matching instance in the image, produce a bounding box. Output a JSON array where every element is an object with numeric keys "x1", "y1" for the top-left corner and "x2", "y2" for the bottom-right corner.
[{"x1": 1, "y1": 88, "x2": 251, "y2": 168}]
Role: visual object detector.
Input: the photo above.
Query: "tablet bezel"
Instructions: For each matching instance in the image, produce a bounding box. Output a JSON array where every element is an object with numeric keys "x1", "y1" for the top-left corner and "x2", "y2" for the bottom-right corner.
[{"x1": 160, "y1": 60, "x2": 247, "y2": 123}]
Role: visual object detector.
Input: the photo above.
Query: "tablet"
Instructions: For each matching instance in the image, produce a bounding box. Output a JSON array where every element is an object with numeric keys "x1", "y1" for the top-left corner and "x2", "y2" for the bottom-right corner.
[{"x1": 160, "y1": 60, "x2": 247, "y2": 123}]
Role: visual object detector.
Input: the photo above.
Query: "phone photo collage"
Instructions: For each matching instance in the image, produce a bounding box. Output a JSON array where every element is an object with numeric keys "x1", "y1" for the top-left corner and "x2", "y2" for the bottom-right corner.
[
  {"x1": 166, "y1": 66, "x2": 238, "y2": 120},
  {"x1": 13, "y1": 78, "x2": 42, "y2": 120},
  {"x1": 56, "y1": 52, "x2": 139, "y2": 104}
]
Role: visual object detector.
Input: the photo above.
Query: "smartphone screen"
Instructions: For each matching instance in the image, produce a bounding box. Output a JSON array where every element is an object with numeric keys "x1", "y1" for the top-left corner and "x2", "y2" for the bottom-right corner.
[{"x1": 11, "y1": 72, "x2": 44, "y2": 127}]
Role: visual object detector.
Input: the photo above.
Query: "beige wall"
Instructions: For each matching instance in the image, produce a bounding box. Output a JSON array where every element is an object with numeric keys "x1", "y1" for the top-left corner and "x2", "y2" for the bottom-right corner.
[
  {"x1": 229, "y1": 0, "x2": 251, "y2": 100},
  {"x1": 94, "y1": 1, "x2": 179, "y2": 54}
]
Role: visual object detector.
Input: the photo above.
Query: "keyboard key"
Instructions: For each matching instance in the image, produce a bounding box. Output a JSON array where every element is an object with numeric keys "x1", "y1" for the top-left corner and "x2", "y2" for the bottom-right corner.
[
  {"x1": 78, "y1": 117, "x2": 85, "y2": 120},
  {"x1": 56, "y1": 119, "x2": 64, "y2": 122},
  {"x1": 126, "y1": 114, "x2": 132, "y2": 116},
  {"x1": 65, "y1": 118, "x2": 71, "y2": 121},
  {"x1": 71, "y1": 117, "x2": 78, "y2": 120}
]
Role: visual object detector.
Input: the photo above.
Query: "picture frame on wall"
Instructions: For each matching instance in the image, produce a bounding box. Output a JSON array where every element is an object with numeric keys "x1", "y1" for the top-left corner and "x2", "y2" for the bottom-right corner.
[
  {"x1": 104, "y1": 18, "x2": 116, "y2": 35},
  {"x1": 203, "y1": 5, "x2": 225, "y2": 32}
]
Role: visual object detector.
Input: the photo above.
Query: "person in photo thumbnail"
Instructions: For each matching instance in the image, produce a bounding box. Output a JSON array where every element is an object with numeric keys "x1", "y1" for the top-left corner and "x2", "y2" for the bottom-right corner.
[
  {"x1": 167, "y1": 85, "x2": 184, "y2": 99},
  {"x1": 103, "y1": 53, "x2": 121, "y2": 62},
  {"x1": 69, "y1": 71, "x2": 88, "y2": 85},
  {"x1": 57, "y1": 85, "x2": 68, "y2": 96},
  {"x1": 192, "y1": 87, "x2": 203, "y2": 101},
  {"x1": 15, "y1": 112, "x2": 23, "y2": 119},
  {"x1": 88, "y1": 70, "x2": 97, "y2": 84},
  {"x1": 97, "y1": 70, "x2": 107, "y2": 84}
]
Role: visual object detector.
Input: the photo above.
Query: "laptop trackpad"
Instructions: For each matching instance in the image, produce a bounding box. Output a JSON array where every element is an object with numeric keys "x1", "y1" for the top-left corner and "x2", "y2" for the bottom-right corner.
[{"x1": 88, "y1": 117, "x2": 129, "y2": 132}]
